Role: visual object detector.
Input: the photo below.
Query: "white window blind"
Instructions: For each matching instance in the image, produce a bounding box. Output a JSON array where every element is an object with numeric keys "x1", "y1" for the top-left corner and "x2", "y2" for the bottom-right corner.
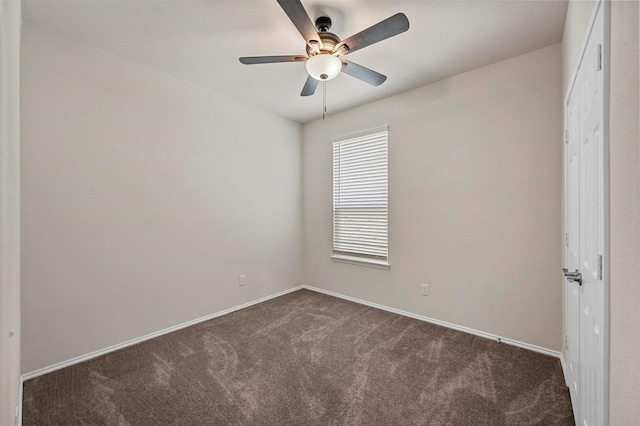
[{"x1": 332, "y1": 127, "x2": 388, "y2": 266}]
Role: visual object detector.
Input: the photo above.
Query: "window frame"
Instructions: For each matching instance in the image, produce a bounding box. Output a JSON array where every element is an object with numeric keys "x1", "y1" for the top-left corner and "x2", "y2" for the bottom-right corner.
[{"x1": 331, "y1": 126, "x2": 390, "y2": 269}]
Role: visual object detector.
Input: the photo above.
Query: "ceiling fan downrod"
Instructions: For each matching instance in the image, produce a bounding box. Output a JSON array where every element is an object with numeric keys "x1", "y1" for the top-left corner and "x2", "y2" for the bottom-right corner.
[{"x1": 315, "y1": 16, "x2": 332, "y2": 33}]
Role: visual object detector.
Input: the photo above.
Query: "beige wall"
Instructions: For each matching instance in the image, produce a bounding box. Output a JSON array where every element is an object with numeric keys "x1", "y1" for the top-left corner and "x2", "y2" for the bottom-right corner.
[
  {"x1": 562, "y1": 0, "x2": 597, "y2": 92},
  {"x1": 0, "y1": 0, "x2": 21, "y2": 423},
  {"x1": 303, "y1": 44, "x2": 563, "y2": 351},
  {"x1": 20, "y1": 23, "x2": 303, "y2": 373},
  {"x1": 608, "y1": 1, "x2": 639, "y2": 423}
]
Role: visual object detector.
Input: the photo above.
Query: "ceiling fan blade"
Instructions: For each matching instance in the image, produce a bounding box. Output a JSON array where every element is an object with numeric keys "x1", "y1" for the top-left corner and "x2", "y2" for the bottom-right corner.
[
  {"x1": 336, "y1": 13, "x2": 409, "y2": 55},
  {"x1": 239, "y1": 55, "x2": 306, "y2": 65},
  {"x1": 301, "y1": 75, "x2": 319, "y2": 96},
  {"x1": 341, "y1": 60, "x2": 387, "y2": 86},
  {"x1": 277, "y1": 0, "x2": 322, "y2": 46}
]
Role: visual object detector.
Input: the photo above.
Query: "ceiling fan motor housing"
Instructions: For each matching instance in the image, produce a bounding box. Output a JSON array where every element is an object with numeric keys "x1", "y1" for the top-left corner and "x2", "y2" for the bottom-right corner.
[{"x1": 306, "y1": 31, "x2": 343, "y2": 57}]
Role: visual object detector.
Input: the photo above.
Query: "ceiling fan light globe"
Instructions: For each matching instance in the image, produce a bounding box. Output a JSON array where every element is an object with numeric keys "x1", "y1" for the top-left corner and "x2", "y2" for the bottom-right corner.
[{"x1": 306, "y1": 54, "x2": 342, "y2": 81}]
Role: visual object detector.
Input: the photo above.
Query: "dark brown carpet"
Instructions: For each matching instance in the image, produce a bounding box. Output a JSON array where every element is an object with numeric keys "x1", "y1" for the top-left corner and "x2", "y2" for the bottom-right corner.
[{"x1": 22, "y1": 289, "x2": 574, "y2": 425}]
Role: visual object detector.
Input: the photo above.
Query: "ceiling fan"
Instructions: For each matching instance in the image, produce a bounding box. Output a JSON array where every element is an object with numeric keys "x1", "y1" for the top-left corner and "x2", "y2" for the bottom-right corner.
[{"x1": 239, "y1": 0, "x2": 409, "y2": 97}]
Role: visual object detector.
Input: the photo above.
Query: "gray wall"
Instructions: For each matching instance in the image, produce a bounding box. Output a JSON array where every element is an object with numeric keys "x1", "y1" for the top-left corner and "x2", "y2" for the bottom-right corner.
[
  {"x1": 21, "y1": 23, "x2": 303, "y2": 373},
  {"x1": 302, "y1": 44, "x2": 563, "y2": 352},
  {"x1": 608, "y1": 1, "x2": 639, "y2": 423}
]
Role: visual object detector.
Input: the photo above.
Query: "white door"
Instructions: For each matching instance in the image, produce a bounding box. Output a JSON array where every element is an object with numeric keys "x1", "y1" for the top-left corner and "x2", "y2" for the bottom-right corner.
[
  {"x1": 578, "y1": 6, "x2": 606, "y2": 425},
  {"x1": 564, "y1": 3, "x2": 608, "y2": 426},
  {"x1": 565, "y1": 78, "x2": 581, "y2": 421}
]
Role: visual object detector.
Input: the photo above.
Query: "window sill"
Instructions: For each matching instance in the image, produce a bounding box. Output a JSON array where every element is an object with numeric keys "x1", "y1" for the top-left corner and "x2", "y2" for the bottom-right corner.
[{"x1": 330, "y1": 254, "x2": 390, "y2": 270}]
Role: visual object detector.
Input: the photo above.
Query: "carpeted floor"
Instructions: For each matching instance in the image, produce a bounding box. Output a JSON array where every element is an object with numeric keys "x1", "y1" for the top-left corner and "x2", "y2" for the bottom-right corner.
[{"x1": 22, "y1": 289, "x2": 574, "y2": 425}]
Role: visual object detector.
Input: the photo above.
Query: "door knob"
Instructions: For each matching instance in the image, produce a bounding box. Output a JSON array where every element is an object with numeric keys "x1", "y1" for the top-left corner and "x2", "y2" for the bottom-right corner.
[{"x1": 562, "y1": 268, "x2": 582, "y2": 285}]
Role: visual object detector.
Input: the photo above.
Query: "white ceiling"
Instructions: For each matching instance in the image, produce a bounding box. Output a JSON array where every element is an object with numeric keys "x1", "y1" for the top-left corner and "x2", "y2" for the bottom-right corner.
[{"x1": 22, "y1": 0, "x2": 568, "y2": 123}]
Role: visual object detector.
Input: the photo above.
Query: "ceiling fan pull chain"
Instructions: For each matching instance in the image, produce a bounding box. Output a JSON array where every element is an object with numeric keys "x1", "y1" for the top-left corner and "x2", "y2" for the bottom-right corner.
[{"x1": 323, "y1": 80, "x2": 326, "y2": 120}]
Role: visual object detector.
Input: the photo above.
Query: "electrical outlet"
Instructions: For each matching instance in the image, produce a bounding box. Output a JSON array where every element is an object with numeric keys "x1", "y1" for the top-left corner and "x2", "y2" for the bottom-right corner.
[
  {"x1": 239, "y1": 275, "x2": 246, "y2": 286},
  {"x1": 421, "y1": 283, "x2": 429, "y2": 296}
]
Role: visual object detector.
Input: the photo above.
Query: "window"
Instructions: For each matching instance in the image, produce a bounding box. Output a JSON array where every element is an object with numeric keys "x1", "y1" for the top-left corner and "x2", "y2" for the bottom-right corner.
[{"x1": 332, "y1": 126, "x2": 389, "y2": 268}]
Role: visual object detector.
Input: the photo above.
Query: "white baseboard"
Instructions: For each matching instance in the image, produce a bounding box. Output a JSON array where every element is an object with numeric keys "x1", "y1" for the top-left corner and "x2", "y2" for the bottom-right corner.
[
  {"x1": 21, "y1": 286, "x2": 304, "y2": 382},
  {"x1": 17, "y1": 285, "x2": 302, "y2": 425},
  {"x1": 560, "y1": 352, "x2": 569, "y2": 385},
  {"x1": 23, "y1": 284, "x2": 561, "y2": 383},
  {"x1": 19, "y1": 283, "x2": 563, "y2": 425},
  {"x1": 301, "y1": 285, "x2": 562, "y2": 359}
]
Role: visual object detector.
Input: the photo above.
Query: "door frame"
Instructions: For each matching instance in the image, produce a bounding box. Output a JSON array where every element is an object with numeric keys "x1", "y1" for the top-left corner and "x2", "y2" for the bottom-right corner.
[
  {"x1": 563, "y1": 0, "x2": 610, "y2": 423},
  {"x1": 1, "y1": 1, "x2": 22, "y2": 425}
]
